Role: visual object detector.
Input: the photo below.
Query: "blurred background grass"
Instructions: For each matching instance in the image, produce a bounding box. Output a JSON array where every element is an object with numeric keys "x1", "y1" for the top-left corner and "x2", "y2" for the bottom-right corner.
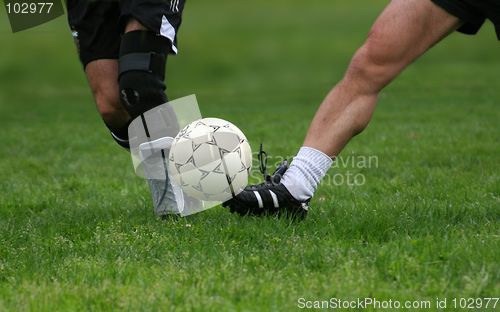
[{"x1": 1, "y1": 0, "x2": 499, "y2": 150}]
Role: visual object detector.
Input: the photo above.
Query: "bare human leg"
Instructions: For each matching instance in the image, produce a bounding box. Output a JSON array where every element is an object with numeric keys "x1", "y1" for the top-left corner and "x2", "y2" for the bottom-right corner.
[{"x1": 283, "y1": 0, "x2": 464, "y2": 202}]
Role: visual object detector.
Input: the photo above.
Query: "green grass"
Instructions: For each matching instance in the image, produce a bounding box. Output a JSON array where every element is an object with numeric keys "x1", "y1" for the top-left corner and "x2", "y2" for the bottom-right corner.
[{"x1": 1, "y1": 0, "x2": 500, "y2": 311}]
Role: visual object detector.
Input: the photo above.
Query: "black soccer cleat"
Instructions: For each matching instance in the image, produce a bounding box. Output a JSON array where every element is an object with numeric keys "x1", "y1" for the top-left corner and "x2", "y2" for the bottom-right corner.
[{"x1": 222, "y1": 144, "x2": 309, "y2": 220}]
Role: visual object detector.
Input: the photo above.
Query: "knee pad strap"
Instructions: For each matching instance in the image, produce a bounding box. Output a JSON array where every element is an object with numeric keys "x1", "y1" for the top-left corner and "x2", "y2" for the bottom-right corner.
[{"x1": 119, "y1": 52, "x2": 166, "y2": 80}]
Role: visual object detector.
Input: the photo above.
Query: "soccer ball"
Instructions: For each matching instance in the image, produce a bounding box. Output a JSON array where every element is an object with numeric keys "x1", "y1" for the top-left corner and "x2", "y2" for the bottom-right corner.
[{"x1": 168, "y1": 117, "x2": 252, "y2": 202}]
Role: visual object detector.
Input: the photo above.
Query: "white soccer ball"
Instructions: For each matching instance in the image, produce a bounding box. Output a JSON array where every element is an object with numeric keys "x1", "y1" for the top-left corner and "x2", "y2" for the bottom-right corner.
[{"x1": 168, "y1": 117, "x2": 252, "y2": 202}]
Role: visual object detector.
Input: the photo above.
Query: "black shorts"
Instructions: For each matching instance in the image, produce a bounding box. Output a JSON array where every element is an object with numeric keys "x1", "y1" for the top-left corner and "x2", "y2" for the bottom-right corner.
[
  {"x1": 431, "y1": 0, "x2": 500, "y2": 40},
  {"x1": 66, "y1": 0, "x2": 186, "y2": 68}
]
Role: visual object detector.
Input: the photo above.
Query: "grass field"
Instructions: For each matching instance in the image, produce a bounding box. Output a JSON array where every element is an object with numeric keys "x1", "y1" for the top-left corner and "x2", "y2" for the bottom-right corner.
[{"x1": 1, "y1": 0, "x2": 500, "y2": 311}]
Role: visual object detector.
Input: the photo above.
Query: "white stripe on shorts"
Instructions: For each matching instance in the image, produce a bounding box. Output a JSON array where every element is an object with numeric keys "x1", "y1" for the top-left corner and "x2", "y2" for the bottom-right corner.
[{"x1": 160, "y1": 15, "x2": 178, "y2": 54}]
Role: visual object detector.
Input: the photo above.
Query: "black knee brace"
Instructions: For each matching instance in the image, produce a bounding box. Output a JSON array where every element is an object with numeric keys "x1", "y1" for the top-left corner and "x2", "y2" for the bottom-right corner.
[{"x1": 118, "y1": 31, "x2": 171, "y2": 121}]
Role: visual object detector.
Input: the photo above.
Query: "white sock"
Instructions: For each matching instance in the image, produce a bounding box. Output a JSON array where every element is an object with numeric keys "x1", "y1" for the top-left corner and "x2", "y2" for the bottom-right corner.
[{"x1": 281, "y1": 147, "x2": 333, "y2": 201}]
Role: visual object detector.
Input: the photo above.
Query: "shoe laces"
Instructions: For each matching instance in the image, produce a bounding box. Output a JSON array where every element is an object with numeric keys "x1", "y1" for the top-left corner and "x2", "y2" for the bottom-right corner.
[
  {"x1": 258, "y1": 140, "x2": 271, "y2": 183},
  {"x1": 257, "y1": 141, "x2": 288, "y2": 185}
]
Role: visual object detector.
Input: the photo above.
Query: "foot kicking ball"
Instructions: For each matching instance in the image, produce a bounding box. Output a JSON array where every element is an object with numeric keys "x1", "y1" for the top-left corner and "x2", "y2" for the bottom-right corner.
[{"x1": 168, "y1": 118, "x2": 252, "y2": 201}]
